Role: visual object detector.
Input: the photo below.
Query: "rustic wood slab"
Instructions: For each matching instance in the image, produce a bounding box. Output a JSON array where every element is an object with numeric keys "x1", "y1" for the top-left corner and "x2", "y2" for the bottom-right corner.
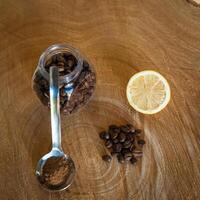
[{"x1": 0, "y1": 0, "x2": 200, "y2": 199}]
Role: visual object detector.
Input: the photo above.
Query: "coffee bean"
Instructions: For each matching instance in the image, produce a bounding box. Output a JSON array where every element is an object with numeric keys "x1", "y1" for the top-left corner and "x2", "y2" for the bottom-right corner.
[
  {"x1": 113, "y1": 127, "x2": 120, "y2": 134},
  {"x1": 109, "y1": 125, "x2": 118, "y2": 130},
  {"x1": 118, "y1": 132, "x2": 126, "y2": 143},
  {"x1": 117, "y1": 153, "x2": 125, "y2": 163},
  {"x1": 133, "y1": 150, "x2": 143, "y2": 157},
  {"x1": 120, "y1": 125, "x2": 130, "y2": 133},
  {"x1": 123, "y1": 140, "x2": 132, "y2": 149},
  {"x1": 124, "y1": 152, "x2": 133, "y2": 161},
  {"x1": 130, "y1": 157, "x2": 137, "y2": 164},
  {"x1": 99, "y1": 131, "x2": 110, "y2": 140},
  {"x1": 129, "y1": 144, "x2": 136, "y2": 152},
  {"x1": 126, "y1": 134, "x2": 134, "y2": 142},
  {"x1": 109, "y1": 129, "x2": 118, "y2": 140},
  {"x1": 135, "y1": 129, "x2": 142, "y2": 134},
  {"x1": 138, "y1": 139, "x2": 145, "y2": 146},
  {"x1": 121, "y1": 148, "x2": 130, "y2": 155},
  {"x1": 105, "y1": 140, "x2": 112, "y2": 149},
  {"x1": 102, "y1": 155, "x2": 112, "y2": 162},
  {"x1": 113, "y1": 138, "x2": 119, "y2": 144},
  {"x1": 113, "y1": 143, "x2": 122, "y2": 152},
  {"x1": 56, "y1": 54, "x2": 65, "y2": 62}
]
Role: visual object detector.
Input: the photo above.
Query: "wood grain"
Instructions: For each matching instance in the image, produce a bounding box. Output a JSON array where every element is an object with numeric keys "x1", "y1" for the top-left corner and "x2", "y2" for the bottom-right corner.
[{"x1": 0, "y1": 0, "x2": 200, "y2": 199}]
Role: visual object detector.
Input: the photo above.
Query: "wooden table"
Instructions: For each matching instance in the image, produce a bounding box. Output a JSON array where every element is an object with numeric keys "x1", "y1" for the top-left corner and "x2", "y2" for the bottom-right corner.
[{"x1": 0, "y1": 0, "x2": 200, "y2": 199}]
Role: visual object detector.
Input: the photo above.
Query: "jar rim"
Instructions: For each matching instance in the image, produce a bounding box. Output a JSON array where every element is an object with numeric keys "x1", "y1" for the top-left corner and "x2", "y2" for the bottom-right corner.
[{"x1": 38, "y1": 44, "x2": 83, "y2": 84}]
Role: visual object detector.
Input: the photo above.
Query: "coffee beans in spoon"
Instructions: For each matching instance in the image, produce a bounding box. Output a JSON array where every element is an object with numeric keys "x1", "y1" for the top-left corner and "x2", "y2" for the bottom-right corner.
[{"x1": 100, "y1": 124, "x2": 145, "y2": 165}]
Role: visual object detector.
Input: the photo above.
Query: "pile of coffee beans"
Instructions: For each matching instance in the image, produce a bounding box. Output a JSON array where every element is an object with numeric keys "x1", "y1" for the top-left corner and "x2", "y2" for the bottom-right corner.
[
  {"x1": 100, "y1": 124, "x2": 145, "y2": 164},
  {"x1": 33, "y1": 53, "x2": 96, "y2": 114}
]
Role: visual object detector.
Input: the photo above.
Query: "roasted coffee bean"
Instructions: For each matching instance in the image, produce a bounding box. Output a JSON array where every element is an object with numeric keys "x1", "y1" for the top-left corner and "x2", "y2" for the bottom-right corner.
[
  {"x1": 124, "y1": 152, "x2": 133, "y2": 161},
  {"x1": 133, "y1": 150, "x2": 143, "y2": 157},
  {"x1": 113, "y1": 127, "x2": 120, "y2": 134},
  {"x1": 126, "y1": 134, "x2": 134, "y2": 142},
  {"x1": 135, "y1": 129, "x2": 142, "y2": 134},
  {"x1": 120, "y1": 125, "x2": 130, "y2": 133},
  {"x1": 109, "y1": 129, "x2": 118, "y2": 140},
  {"x1": 126, "y1": 124, "x2": 135, "y2": 133},
  {"x1": 118, "y1": 132, "x2": 126, "y2": 143},
  {"x1": 56, "y1": 54, "x2": 65, "y2": 62},
  {"x1": 113, "y1": 138, "x2": 119, "y2": 144},
  {"x1": 99, "y1": 131, "x2": 109, "y2": 140},
  {"x1": 109, "y1": 124, "x2": 118, "y2": 130},
  {"x1": 52, "y1": 54, "x2": 58, "y2": 63},
  {"x1": 130, "y1": 157, "x2": 137, "y2": 164},
  {"x1": 138, "y1": 139, "x2": 145, "y2": 146},
  {"x1": 123, "y1": 140, "x2": 132, "y2": 149},
  {"x1": 102, "y1": 155, "x2": 112, "y2": 162},
  {"x1": 129, "y1": 144, "x2": 136, "y2": 152},
  {"x1": 117, "y1": 153, "x2": 125, "y2": 163},
  {"x1": 113, "y1": 143, "x2": 122, "y2": 153},
  {"x1": 121, "y1": 148, "x2": 130, "y2": 155},
  {"x1": 105, "y1": 140, "x2": 112, "y2": 149}
]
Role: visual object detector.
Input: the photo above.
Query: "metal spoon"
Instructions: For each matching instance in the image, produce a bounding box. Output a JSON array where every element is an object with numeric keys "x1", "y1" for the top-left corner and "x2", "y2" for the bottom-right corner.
[{"x1": 36, "y1": 66, "x2": 75, "y2": 191}]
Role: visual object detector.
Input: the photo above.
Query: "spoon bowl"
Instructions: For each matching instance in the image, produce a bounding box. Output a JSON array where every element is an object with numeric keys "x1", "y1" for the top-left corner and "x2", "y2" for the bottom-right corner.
[{"x1": 36, "y1": 148, "x2": 75, "y2": 191}]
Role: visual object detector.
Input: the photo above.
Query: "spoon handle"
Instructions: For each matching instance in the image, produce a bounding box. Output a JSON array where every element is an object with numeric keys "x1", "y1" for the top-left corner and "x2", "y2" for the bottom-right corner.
[{"x1": 50, "y1": 66, "x2": 62, "y2": 150}]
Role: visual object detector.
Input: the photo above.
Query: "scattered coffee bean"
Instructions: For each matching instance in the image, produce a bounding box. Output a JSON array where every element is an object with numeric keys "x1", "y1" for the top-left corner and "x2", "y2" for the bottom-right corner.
[
  {"x1": 138, "y1": 139, "x2": 145, "y2": 146},
  {"x1": 117, "y1": 154, "x2": 125, "y2": 163},
  {"x1": 99, "y1": 131, "x2": 109, "y2": 140},
  {"x1": 102, "y1": 155, "x2": 112, "y2": 162},
  {"x1": 118, "y1": 132, "x2": 126, "y2": 143},
  {"x1": 133, "y1": 150, "x2": 143, "y2": 157},
  {"x1": 123, "y1": 140, "x2": 132, "y2": 149},
  {"x1": 109, "y1": 125, "x2": 118, "y2": 130},
  {"x1": 130, "y1": 157, "x2": 137, "y2": 164},
  {"x1": 100, "y1": 123, "x2": 145, "y2": 165},
  {"x1": 135, "y1": 129, "x2": 142, "y2": 134},
  {"x1": 113, "y1": 143, "x2": 122, "y2": 153},
  {"x1": 124, "y1": 152, "x2": 133, "y2": 161},
  {"x1": 113, "y1": 138, "x2": 119, "y2": 144},
  {"x1": 120, "y1": 125, "x2": 130, "y2": 133},
  {"x1": 109, "y1": 129, "x2": 118, "y2": 140},
  {"x1": 105, "y1": 140, "x2": 113, "y2": 149}
]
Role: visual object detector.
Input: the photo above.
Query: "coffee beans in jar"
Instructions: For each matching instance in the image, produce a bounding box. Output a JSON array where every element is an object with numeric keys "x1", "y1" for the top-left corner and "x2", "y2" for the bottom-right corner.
[{"x1": 32, "y1": 44, "x2": 96, "y2": 115}]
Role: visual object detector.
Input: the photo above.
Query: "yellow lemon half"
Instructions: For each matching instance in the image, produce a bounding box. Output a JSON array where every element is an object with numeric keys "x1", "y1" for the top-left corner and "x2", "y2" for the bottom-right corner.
[{"x1": 126, "y1": 70, "x2": 171, "y2": 114}]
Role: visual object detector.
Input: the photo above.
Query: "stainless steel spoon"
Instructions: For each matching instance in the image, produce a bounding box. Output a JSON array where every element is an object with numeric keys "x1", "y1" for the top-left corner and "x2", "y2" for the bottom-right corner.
[{"x1": 36, "y1": 66, "x2": 75, "y2": 191}]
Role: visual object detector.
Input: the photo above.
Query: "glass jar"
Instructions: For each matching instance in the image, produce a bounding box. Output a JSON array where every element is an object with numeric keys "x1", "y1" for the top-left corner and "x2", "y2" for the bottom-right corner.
[{"x1": 32, "y1": 44, "x2": 96, "y2": 115}]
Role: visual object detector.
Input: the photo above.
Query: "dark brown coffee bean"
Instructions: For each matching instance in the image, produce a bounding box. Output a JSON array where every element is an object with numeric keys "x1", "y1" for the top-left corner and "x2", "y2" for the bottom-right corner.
[
  {"x1": 102, "y1": 155, "x2": 112, "y2": 162},
  {"x1": 109, "y1": 124, "x2": 118, "y2": 130},
  {"x1": 105, "y1": 140, "x2": 112, "y2": 149},
  {"x1": 99, "y1": 131, "x2": 110, "y2": 140},
  {"x1": 135, "y1": 129, "x2": 142, "y2": 134},
  {"x1": 56, "y1": 54, "x2": 65, "y2": 62},
  {"x1": 129, "y1": 144, "x2": 136, "y2": 152},
  {"x1": 124, "y1": 152, "x2": 133, "y2": 161},
  {"x1": 113, "y1": 143, "x2": 122, "y2": 153},
  {"x1": 138, "y1": 139, "x2": 145, "y2": 146},
  {"x1": 130, "y1": 157, "x2": 137, "y2": 164},
  {"x1": 133, "y1": 150, "x2": 143, "y2": 157},
  {"x1": 117, "y1": 154, "x2": 125, "y2": 163},
  {"x1": 113, "y1": 138, "x2": 119, "y2": 144},
  {"x1": 52, "y1": 54, "x2": 58, "y2": 63},
  {"x1": 121, "y1": 148, "x2": 130, "y2": 155},
  {"x1": 118, "y1": 132, "x2": 126, "y2": 143},
  {"x1": 123, "y1": 140, "x2": 132, "y2": 149},
  {"x1": 120, "y1": 125, "x2": 130, "y2": 133},
  {"x1": 113, "y1": 127, "x2": 120, "y2": 134},
  {"x1": 126, "y1": 134, "x2": 134, "y2": 142},
  {"x1": 109, "y1": 129, "x2": 118, "y2": 140}
]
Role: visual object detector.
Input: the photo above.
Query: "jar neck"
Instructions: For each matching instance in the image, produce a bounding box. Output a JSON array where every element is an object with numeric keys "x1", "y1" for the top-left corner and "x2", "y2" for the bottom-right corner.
[{"x1": 38, "y1": 44, "x2": 83, "y2": 84}]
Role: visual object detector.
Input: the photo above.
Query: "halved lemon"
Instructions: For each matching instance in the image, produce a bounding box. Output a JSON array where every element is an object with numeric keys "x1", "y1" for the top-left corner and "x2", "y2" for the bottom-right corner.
[{"x1": 126, "y1": 70, "x2": 170, "y2": 114}]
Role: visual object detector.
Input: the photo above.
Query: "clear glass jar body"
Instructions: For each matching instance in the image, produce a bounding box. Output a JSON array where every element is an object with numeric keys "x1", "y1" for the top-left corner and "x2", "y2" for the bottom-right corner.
[{"x1": 32, "y1": 44, "x2": 96, "y2": 115}]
